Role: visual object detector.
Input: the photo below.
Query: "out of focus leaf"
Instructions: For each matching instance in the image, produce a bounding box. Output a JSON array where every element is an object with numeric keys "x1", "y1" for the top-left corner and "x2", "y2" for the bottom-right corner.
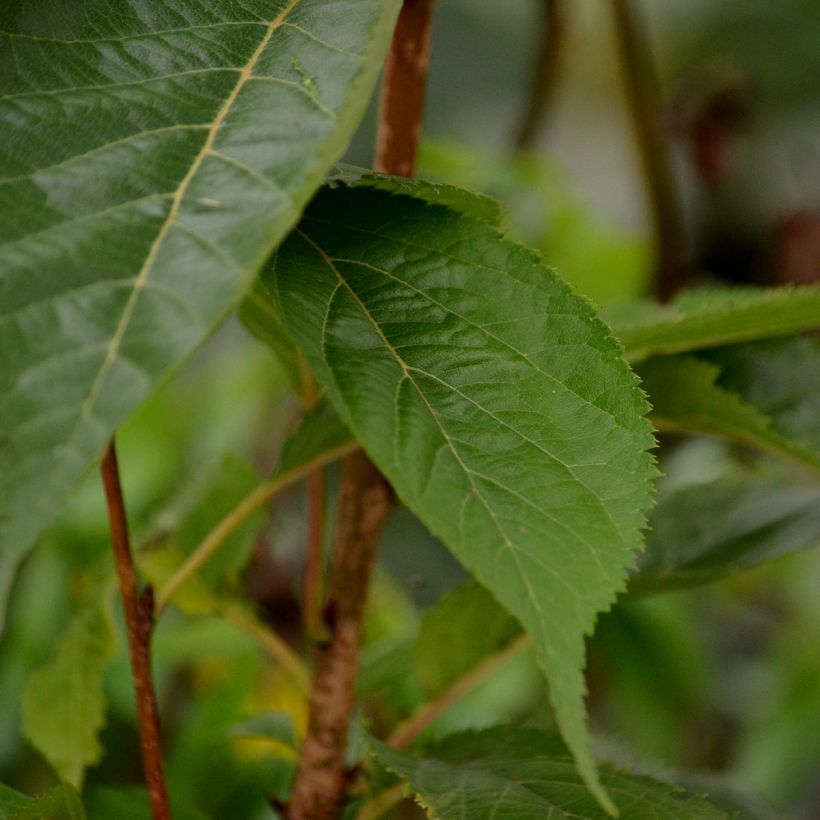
[
  {"x1": 0, "y1": 783, "x2": 84, "y2": 819},
  {"x1": 704, "y1": 336, "x2": 820, "y2": 455},
  {"x1": 414, "y1": 582, "x2": 519, "y2": 696},
  {"x1": 22, "y1": 581, "x2": 117, "y2": 786},
  {"x1": 605, "y1": 287, "x2": 820, "y2": 362},
  {"x1": 633, "y1": 466, "x2": 820, "y2": 594},
  {"x1": 274, "y1": 402, "x2": 354, "y2": 478},
  {"x1": 371, "y1": 727, "x2": 727, "y2": 819},
  {"x1": 641, "y1": 356, "x2": 820, "y2": 470}
]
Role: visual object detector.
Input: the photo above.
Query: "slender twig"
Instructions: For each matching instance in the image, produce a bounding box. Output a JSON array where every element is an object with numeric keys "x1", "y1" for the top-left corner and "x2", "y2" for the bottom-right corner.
[
  {"x1": 514, "y1": 0, "x2": 566, "y2": 151},
  {"x1": 155, "y1": 441, "x2": 356, "y2": 615},
  {"x1": 285, "y1": 452, "x2": 393, "y2": 819},
  {"x1": 303, "y1": 468, "x2": 327, "y2": 640},
  {"x1": 355, "y1": 782, "x2": 410, "y2": 820},
  {"x1": 101, "y1": 442, "x2": 171, "y2": 820},
  {"x1": 219, "y1": 604, "x2": 311, "y2": 694},
  {"x1": 374, "y1": 0, "x2": 438, "y2": 176},
  {"x1": 611, "y1": 0, "x2": 687, "y2": 301},
  {"x1": 387, "y1": 634, "x2": 531, "y2": 749}
]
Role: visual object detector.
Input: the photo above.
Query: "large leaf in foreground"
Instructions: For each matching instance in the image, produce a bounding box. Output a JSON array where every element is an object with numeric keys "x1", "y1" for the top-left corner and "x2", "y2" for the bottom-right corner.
[
  {"x1": 605, "y1": 287, "x2": 820, "y2": 362},
  {"x1": 270, "y1": 186, "x2": 656, "y2": 809},
  {"x1": 371, "y1": 728, "x2": 726, "y2": 819},
  {"x1": 0, "y1": 0, "x2": 400, "y2": 624},
  {"x1": 0, "y1": 783, "x2": 84, "y2": 820}
]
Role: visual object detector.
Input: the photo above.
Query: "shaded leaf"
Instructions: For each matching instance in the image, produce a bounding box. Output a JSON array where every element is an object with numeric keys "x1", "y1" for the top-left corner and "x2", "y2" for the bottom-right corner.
[
  {"x1": 633, "y1": 465, "x2": 820, "y2": 594},
  {"x1": 704, "y1": 336, "x2": 820, "y2": 455},
  {"x1": 0, "y1": 783, "x2": 85, "y2": 820},
  {"x1": 0, "y1": 0, "x2": 401, "y2": 627},
  {"x1": 371, "y1": 727, "x2": 727, "y2": 819},
  {"x1": 414, "y1": 581, "x2": 519, "y2": 697},
  {"x1": 22, "y1": 582, "x2": 117, "y2": 786},
  {"x1": 605, "y1": 287, "x2": 820, "y2": 362},
  {"x1": 328, "y1": 164, "x2": 503, "y2": 225},
  {"x1": 641, "y1": 356, "x2": 820, "y2": 471},
  {"x1": 275, "y1": 401, "x2": 354, "y2": 477},
  {"x1": 270, "y1": 185, "x2": 656, "y2": 809}
]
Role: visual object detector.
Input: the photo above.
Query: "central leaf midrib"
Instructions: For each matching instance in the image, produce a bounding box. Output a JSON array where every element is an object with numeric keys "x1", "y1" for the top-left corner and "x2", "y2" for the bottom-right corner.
[{"x1": 35, "y1": 0, "x2": 302, "y2": 508}]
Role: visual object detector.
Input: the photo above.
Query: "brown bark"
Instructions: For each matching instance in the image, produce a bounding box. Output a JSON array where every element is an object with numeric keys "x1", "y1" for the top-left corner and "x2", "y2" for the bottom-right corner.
[
  {"x1": 374, "y1": 0, "x2": 437, "y2": 177},
  {"x1": 285, "y1": 452, "x2": 392, "y2": 819},
  {"x1": 101, "y1": 442, "x2": 171, "y2": 820}
]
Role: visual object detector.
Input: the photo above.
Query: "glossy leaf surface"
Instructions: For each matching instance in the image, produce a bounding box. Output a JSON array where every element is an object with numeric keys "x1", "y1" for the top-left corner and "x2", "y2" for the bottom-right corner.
[
  {"x1": 269, "y1": 186, "x2": 656, "y2": 808},
  {"x1": 0, "y1": 0, "x2": 400, "y2": 625}
]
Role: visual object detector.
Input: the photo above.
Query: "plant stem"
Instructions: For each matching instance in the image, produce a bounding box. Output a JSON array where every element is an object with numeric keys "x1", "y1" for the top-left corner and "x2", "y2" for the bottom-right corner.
[
  {"x1": 387, "y1": 633, "x2": 531, "y2": 749},
  {"x1": 285, "y1": 452, "x2": 393, "y2": 819},
  {"x1": 155, "y1": 441, "x2": 356, "y2": 615},
  {"x1": 611, "y1": 0, "x2": 687, "y2": 301},
  {"x1": 219, "y1": 604, "x2": 311, "y2": 694},
  {"x1": 101, "y1": 442, "x2": 171, "y2": 820},
  {"x1": 374, "y1": 0, "x2": 437, "y2": 176},
  {"x1": 514, "y1": 0, "x2": 566, "y2": 151},
  {"x1": 303, "y1": 467, "x2": 327, "y2": 640}
]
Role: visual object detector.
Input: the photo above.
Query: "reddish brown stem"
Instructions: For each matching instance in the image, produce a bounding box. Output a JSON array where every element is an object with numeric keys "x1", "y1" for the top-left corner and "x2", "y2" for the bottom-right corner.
[
  {"x1": 285, "y1": 452, "x2": 393, "y2": 819},
  {"x1": 514, "y1": 0, "x2": 566, "y2": 151},
  {"x1": 302, "y1": 467, "x2": 327, "y2": 640},
  {"x1": 374, "y1": 0, "x2": 437, "y2": 176},
  {"x1": 101, "y1": 442, "x2": 171, "y2": 820},
  {"x1": 612, "y1": 0, "x2": 687, "y2": 301}
]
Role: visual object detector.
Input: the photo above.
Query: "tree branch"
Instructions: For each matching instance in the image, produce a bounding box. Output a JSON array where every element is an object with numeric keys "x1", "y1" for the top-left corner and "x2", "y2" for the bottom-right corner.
[
  {"x1": 514, "y1": 0, "x2": 566, "y2": 151},
  {"x1": 101, "y1": 442, "x2": 171, "y2": 820},
  {"x1": 611, "y1": 0, "x2": 687, "y2": 301},
  {"x1": 303, "y1": 467, "x2": 327, "y2": 641},
  {"x1": 374, "y1": 0, "x2": 437, "y2": 176},
  {"x1": 285, "y1": 452, "x2": 393, "y2": 819}
]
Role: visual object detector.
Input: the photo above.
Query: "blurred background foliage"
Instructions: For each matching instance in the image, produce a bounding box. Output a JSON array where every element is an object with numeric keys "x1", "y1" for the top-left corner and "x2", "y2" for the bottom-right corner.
[{"x1": 2, "y1": 1, "x2": 819, "y2": 818}]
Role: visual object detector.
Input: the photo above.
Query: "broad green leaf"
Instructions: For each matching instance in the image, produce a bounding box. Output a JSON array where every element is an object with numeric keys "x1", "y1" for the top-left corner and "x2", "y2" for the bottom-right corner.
[
  {"x1": 0, "y1": 783, "x2": 85, "y2": 820},
  {"x1": 640, "y1": 356, "x2": 820, "y2": 470},
  {"x1": 632, "y1": 465, "x2": 820, "y2": 594},
  {"x1": 228, "y1": 710, "x2": 297, "y2": 748},
  {"x1": 371, "y1": 728, "x2": 727, "y2": 819},
  {"x1": 414, "y1": 581, "x2": 519, "y2": 696},
  {"x1": 21, "y1": 582, "x2": 118, "y2": 787},
  {"x1": 703, "y1": 336, "x2": 820, "y2": 455},
  {"x1": 0, "y1": 0, "x2": 401, "y2": 627},
  {"x1": 269, "y1": 186, "x2": 657, "y2": 810},
  {"x1": 328, "y1": 164, "x2": 504, "y2": 225},
  {"x1": 605, "y1": 287, "x2": 820, "y2": 362}
]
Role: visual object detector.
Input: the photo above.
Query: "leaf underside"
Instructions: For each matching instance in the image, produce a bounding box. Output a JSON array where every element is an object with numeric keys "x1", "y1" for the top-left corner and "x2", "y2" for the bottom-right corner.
[
  {"x1": 0, "y1": 0, "x2": 400, "y2": 626},
  {"x1": 268, "y1": 185, "x2": 656, "y2": 810},
  {"x1": 371, "y1": 728, "x2": 727, "y2": 819}
]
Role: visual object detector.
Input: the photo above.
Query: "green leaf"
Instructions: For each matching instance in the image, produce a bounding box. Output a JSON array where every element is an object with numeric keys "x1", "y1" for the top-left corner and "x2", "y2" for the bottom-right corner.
[
  {"x1": 270, "y1": 185, "x2": 656, "y2": 810},
  {"x1": 605, "y1": 287, "x2": 820, "y2": 362},
  {"x1": 228, "y1": 710, "x2": 297, "y2": 748},
  {"x1": 640, "y1": 356, "x2": 820, "y2": 470},
  {"x1": 371, "y1": 728, "x2": 727, "y2": 819},
  {"x1": 633, "y1": 465, "x2": 820, "y2": 594},
  {"x1": 703, "y1": 336, "x2": 820, "y2": 455},
  {"x1": 328, "y1": 164, "x2": 504, "y2": 226},
  {"x1": 0, "y1": 783, "x2": 85, "y2": 820},
  {"x1": 22, "y1": 581, "x2": 118, "y2": 787},
  {"x1": 0, "y1": 0, "x2": 401, "y2": 628},
  {"x1": 414, "y1": 581, "x2": 519, "y2": 696},
  {"x1": 275, "y1": 401, "x2": 353, "y2": 478}
]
